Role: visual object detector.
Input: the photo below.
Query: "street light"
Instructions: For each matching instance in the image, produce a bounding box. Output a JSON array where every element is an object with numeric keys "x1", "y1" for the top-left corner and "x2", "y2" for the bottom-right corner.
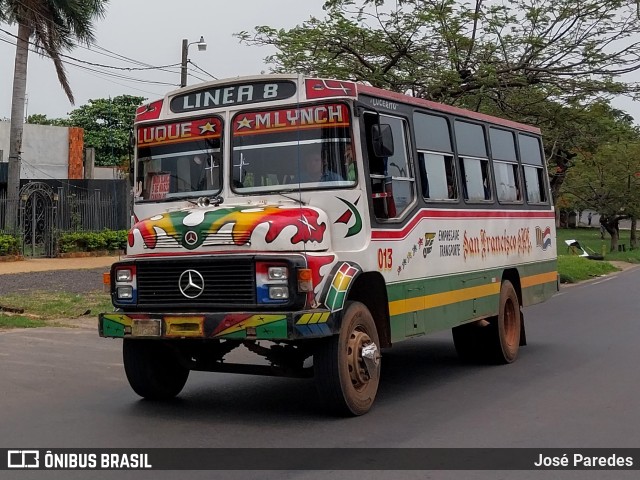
[{"x1": 180, "y1": 36, "x2": 207, "y2": 88}]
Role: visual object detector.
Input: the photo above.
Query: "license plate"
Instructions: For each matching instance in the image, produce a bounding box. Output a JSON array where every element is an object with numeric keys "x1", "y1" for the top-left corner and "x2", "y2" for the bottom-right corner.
[{"x1": 131, "y1": 319, "x2": 161, "y2": 337}]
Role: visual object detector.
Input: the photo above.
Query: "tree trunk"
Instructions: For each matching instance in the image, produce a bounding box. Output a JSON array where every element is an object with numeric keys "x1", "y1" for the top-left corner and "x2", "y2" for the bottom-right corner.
[
  {"x1": 601, "y1": 216, "x2": 620, "y2": 252},
  {"x1": 631, "y1": 217, "x2": 637, "y2": 250},
  {"x1": 6, "y1": 23, "x2": 31, "y2": 233}
]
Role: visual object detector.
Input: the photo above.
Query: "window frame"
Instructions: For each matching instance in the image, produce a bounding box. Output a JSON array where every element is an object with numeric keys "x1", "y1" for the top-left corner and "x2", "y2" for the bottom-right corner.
[{"x1": 368, "y1": 113, "x2": 417, "y2": 221}]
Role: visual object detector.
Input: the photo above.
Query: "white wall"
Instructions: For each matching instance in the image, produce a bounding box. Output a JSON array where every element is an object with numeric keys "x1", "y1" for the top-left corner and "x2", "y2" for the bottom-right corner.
[{"x1": 0, "y1": 121, "x2": 69, "y2": 179}]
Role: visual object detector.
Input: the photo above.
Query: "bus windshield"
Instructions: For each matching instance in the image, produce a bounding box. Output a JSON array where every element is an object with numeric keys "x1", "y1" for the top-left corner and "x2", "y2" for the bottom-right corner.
[
  {"x1": 135, "y1": 117, "x2": 223, "y2": 202},
  {"x1": 231, "y1": 103, "x2": 356, "y2": 193}
]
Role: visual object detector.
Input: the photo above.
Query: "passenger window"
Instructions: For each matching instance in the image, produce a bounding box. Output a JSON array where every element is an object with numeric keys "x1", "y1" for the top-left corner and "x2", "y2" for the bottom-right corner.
[
  {"x1": 419, "y1": 152, "x2": 457, "y2": 200},
  {"x1": 494, "y1": 161, "x2": 521, "y2": 202},
  {"x1": 518, "y1": 134, "x2": 547, "y2": 204},
  {"x1": 460, "y1": 157, "x2": 492, "y2": 201},
  {"x1": 413, "y1": 112, "x2": 457, "y2": 202},
  {"x1": 455, "y1": 120, "x2": 492, "y2": 202},
  {"x1": 523, "y1": 165, "x2": 547, "y2": 203}
]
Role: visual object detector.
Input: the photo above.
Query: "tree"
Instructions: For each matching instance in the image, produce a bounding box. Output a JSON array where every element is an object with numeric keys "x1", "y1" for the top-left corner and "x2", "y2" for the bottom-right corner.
[
  {"x1": 561, "y1": 109, "x2": 640, "y2": 251},
  {"x1": 0, "y1": 0, "x2": 108, "y2": 231},
  {"x1": 66, "y1": 95, "x2": 144, "y2": 167},
  {"x1": 238, "y1": 0, "x2": 640, "y2": 199},
  {"x1": 26, "y1": 114, "x2": 69, "y2": 126},
  {"x1": 239, "y1": 0, "x2": 640, "y2": 101}
]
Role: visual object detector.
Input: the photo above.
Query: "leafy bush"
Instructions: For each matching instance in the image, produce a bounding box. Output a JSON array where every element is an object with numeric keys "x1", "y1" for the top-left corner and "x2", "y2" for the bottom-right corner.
[
  {"x1": 58, "y1": 230, "x2": 127, "y2": 253},
  {"x1": 0, "y1": 234, "x2": 20, "y2": 256}
]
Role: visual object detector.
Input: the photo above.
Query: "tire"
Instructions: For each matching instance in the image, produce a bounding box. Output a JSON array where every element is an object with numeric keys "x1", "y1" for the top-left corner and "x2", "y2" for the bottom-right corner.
[
  {"x1": 314, "y1": 301, "x2": 381, "y2": 416},
  {"x1": 123, "y1": 339, "x2": 189, "y2": 400},
  {"x1": 487, "y1": 280, "x2": 521, "y2": 364},
  {"x1": 452, "y1": 280, "x2": 521, "y2": 364}
]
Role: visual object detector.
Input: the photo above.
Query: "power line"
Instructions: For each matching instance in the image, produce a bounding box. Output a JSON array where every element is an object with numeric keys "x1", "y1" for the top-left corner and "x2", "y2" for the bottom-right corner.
[
  {"x1": 189, "y1": 60, "x2": 218, "y2": 80},
  {"x1": 0, "y1": 28, "x2": 179, "y2": 87}
]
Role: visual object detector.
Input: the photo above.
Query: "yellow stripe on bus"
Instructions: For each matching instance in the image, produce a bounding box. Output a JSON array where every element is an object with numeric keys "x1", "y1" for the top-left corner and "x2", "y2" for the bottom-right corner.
[
  {"x1": 389, "y1": 271, "x2": 557, "y2": 317},
  {"x1": 520, "y1": 271, "x2": 558, "y2": 288}
]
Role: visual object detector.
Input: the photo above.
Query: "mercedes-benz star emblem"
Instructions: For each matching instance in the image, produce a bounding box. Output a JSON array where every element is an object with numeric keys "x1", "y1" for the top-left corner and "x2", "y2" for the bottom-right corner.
[
  {"x1": 184, "y1": 231, "x2": 198, "y2": 246},
  {"x1": 178, "y1": 269, "x2": 205, "y2": 299}
]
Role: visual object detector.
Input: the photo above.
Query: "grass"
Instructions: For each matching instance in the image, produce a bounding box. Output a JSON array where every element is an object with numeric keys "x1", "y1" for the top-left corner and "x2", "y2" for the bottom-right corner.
[
  {"x1": 0, "y1": 315, "x2": 47, "y2": 329},
  {"x1": 557, "y1": 256, "x2": 618, "y2": 283},
  {"x1": 0, "y1": 291, "x2": 112, "y2": 327},
  {"x1": 556, "y1": 227, "x2": 640, "y2": 262},
  {"x1": 556, "y1": 226, "x2": 640, "y2": 283}
]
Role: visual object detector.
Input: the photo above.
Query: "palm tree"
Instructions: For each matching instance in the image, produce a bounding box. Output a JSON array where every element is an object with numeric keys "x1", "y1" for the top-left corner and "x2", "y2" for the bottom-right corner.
[{"x1": 0, "y1": 0, "x2": 108, "y2": 231}]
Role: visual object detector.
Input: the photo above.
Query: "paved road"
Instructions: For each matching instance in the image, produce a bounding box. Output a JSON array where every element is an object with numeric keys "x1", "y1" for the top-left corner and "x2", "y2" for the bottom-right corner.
[
  {"x1": 0, "y1": 256, "x2": 118, "y2": 294},
  {"x1": 1, "y1": 265, "x2": 639, "y2": 479}
]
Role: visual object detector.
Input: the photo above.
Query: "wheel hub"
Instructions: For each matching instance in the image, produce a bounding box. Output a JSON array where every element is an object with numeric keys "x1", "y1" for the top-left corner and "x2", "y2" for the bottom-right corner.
[{"x1": 347, "y1": 329, "x2": 378, "y2": 389}]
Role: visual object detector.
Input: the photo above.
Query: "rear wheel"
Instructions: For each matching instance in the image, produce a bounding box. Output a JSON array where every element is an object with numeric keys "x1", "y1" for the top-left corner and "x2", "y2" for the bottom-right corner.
[
  {"x1": 123, "y1": 339, "x2": 189, "y2": 400},
  {"x1": 314, "y1": 301, "x2": 381, "y2": 416},
  {"x1": 452, "y1": 280, "x2": 521, "y2": 364},
  {"x1": 488, "y1": 280, "x2": 521, "y2": 364}
]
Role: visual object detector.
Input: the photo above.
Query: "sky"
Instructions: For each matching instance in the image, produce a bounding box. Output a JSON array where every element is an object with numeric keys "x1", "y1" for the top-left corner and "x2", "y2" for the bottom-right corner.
[
  {"x1": 0, "y1": 0, "x2": 638, "y2": 123},
  {"x1": 0, "y1": 0, "x2": 326, "y2": 120}
]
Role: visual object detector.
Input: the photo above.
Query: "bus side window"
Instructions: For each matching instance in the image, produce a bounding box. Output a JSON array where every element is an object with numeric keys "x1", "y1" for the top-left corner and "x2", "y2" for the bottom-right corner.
[
  {"x1": 461, "y1": 157, "x2": 492, "y2": 201},
  {"x1": 420, "y1": 152, "x2": 457, "y2": 201},
  {"x1": 518, "y1": 133, "x2": 548, "y2": 204}
]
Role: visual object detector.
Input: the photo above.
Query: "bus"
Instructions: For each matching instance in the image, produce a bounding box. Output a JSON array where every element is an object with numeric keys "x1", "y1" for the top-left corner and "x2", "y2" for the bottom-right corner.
[{"x1": 99, "y1": 75, "x2": 558, "y2": 416}]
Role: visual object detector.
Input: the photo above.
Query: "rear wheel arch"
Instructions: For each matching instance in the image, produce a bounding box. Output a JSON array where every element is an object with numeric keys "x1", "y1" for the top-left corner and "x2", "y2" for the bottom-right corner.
[{"x1": 502, "y1": 268, "x2": 522, "y2": 305}]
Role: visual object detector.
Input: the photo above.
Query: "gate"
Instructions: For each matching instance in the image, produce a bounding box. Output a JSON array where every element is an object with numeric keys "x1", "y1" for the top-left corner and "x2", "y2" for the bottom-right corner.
[{"x1": 19, "y1": 182, "x2": 57, "y2": 257}]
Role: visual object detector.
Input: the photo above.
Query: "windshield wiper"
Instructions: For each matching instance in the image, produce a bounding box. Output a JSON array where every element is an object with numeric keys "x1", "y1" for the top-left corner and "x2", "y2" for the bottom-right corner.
[{"x1": 277, "y1": 190, "x2": 306, "y2": 205}]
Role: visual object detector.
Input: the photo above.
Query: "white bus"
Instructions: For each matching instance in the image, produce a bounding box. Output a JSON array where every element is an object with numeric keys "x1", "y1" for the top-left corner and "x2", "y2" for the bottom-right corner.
[{"x1": 100, "y1": 75, "x2": 558, "y2": 415}]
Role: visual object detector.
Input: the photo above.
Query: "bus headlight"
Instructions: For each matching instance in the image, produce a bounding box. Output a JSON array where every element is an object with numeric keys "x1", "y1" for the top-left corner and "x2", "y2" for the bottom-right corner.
[
  {"x1": 116, "y1": 269, "x2": 133, "y2": 282},
  {"x1": 268, "y1": 286, "x2": 289, "y2": 300},
  {"x1": 256, "y1": 261, "x2": 290, "y2": 304},
  {"x1": 113, "y1": 264, "x2": 137, "y2": 304},
  {"x1": 117, "y1": 286, "x2": 133, "y2": 299},
  {"x1": 268, "y1": 266, "x2": 288, "y2": 280}
]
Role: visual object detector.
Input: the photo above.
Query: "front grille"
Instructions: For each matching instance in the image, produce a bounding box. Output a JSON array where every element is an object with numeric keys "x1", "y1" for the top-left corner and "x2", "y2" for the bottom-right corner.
[{"x1": 135, "y1": 258, "x2": 256, "y2": 307}]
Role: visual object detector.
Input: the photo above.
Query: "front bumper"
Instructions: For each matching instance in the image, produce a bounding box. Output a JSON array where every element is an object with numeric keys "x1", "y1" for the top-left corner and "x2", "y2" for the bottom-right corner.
[{"x1": 99, "y1": 310, "x2": 338, "y2": 341}]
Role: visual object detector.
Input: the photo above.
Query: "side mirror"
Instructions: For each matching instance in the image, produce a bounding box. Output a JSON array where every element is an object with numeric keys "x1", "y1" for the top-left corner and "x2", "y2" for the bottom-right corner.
[{"x1": 372, "y1": 123, "x2": 394, "y2": 157}]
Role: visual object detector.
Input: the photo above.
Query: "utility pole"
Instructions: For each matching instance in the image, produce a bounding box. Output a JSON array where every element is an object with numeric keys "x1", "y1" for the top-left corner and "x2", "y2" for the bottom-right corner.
[{"x1": 180, "y1": 36, "x2": 207, "y2": 88}]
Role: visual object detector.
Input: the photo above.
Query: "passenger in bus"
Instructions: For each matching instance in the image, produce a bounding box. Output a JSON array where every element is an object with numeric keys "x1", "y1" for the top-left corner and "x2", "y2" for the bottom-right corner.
[
  {"x1": 446, "y1": 174, "x2": 455, "y2": 199},
  {"x1": 299, "y1": 151, "x2": 343, "y2": 182},
  {"x1": 345, "y1": 147, "x2": 356, "y2": 182}
]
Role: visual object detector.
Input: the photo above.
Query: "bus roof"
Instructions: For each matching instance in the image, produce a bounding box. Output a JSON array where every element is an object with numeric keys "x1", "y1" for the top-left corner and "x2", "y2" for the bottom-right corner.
[
  {"x1": 357, "y1": 84, "x2": 541, "y2": 135},
  {"x1": 136, "y1": 74, "x2": 542, "y2": 135}
]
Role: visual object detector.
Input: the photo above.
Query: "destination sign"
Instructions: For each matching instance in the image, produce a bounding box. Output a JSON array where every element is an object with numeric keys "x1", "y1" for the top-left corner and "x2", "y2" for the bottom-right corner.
[
  {"x1": 170, "y1": 81, "x2": 297, "y2": 113},
  {"x1": 137, "y1": 117, "x2": 222, "y2": 146},
  {"x1": 233, "y1": 104, "x2": 350, "y2": 135}
]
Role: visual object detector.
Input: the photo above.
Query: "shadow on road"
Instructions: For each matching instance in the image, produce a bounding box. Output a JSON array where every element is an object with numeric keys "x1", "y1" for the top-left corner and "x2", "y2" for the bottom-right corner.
[{"x1": 121, "y1": 335, "x2": 530, "y2": 424}]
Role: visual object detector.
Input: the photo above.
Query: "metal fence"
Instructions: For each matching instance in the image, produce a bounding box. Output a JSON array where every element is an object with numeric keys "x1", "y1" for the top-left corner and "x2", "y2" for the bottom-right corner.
[
  {"x1": 1, "y1": 181, "x2": 129, "y2": 235},
  {"x1": 55, "y1": 187, "x2": 121, "y2": 232}
]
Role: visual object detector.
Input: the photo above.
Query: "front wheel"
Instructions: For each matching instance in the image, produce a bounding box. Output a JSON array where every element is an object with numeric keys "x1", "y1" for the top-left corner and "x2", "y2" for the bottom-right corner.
[
  {"x1": 123, "y1": 339, "x2": 190, "y2": 400},
  {"x1": 314, "y1": 301, "x2": 381, "y2": 416}
]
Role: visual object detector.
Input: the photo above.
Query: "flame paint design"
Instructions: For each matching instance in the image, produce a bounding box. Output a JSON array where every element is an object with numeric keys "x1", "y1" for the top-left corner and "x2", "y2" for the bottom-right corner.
[
  {"x1": 306, "y1": 254, "x2": 337, "y2": 294},
  {"x1": 133, "y1": 206, "x2": 326, "y2": 250}
]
